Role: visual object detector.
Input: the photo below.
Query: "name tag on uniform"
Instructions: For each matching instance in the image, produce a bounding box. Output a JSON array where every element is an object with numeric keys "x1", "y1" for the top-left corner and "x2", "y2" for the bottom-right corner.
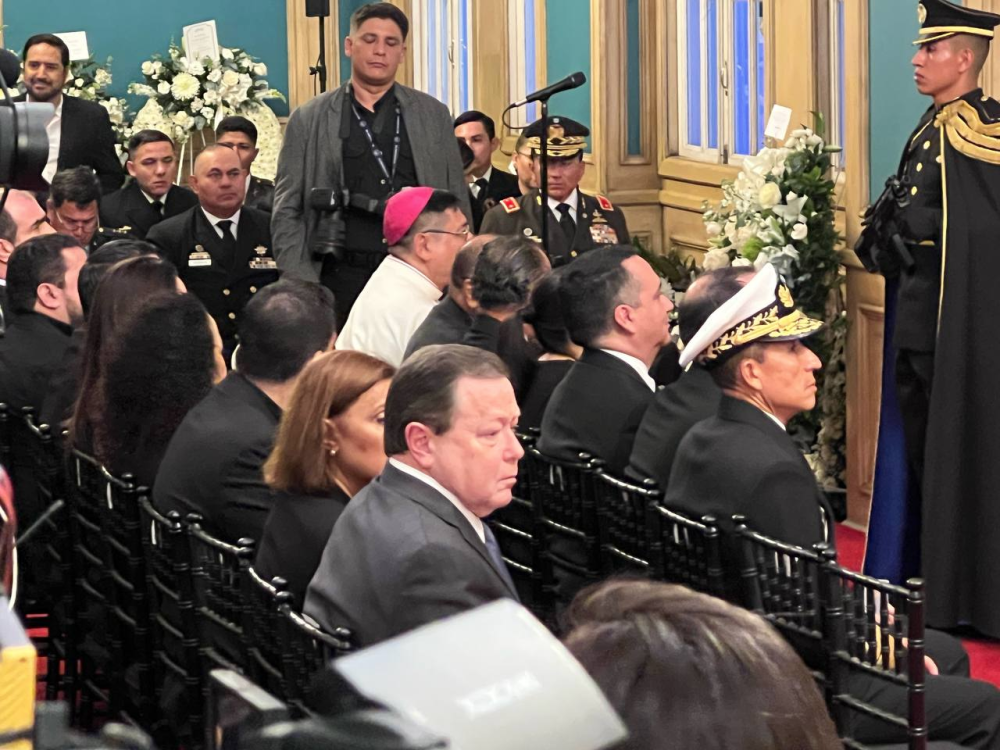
[
  {"x1": 189, "y1": 246, "x2": 212, "y2": 267},
  {"x1": 589, "y1": 224, "x2": 619, "y2": 245},
  {"x1": 249, "y1": 245, "x2": 278, "y2": 270}
]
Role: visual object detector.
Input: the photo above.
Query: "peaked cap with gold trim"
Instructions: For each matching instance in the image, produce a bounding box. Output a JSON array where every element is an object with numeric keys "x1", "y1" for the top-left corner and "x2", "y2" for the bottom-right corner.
[
  {"x1": 678, "y1": 265, "x2": 824, "y2": 368},
  {"x1": 523, "y1": 116, "x2": 589, "y2": 158},
  {"x1": 914, "y1": 0, "x2": 1000, "y2": 46}
]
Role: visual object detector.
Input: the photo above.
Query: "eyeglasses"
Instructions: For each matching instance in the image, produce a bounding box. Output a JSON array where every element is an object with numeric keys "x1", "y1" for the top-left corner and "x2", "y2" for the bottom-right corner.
[
  {"x1": 55, "y1": 211, "x2": 99, "y2": 232},
  {"x1": 422, "y1": 227, "x2": 471, "y2": 239}
]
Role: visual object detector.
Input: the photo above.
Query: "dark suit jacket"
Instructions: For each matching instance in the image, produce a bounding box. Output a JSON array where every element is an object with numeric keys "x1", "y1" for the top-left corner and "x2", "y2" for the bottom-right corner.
[
  {"x1": 665, "y1": 396, "x2": 833, "y2": 550},
  {"x1": 519, "y1": 359, "x2": 573, "y2": 431},
  {"x1": 146, "y1": 205, "x2": 278, "y2": 349},
  {"x1": 246, "y1": 176, "x2": 274, "y2": 214},
  {"x1": 99, "y1": 181, "x2": 199, "y2": 239},
  {"x1": 404, "y1": 296, "x2": 472, "y2": 359},
  {"x1": 470, "y1": 168, "x2": 520, "y2": 232},
  {"x1": 304, "y1": 462, "x2": 519, "y2": 646},
  {"x1": 626, "y1": 365, "x2": 722, "y2": 490},
  {"x1": 0, "y1": 285, "x2": 9, "y2": 334},
  {"x1": 39, "y1": 327, "x2": 85, "y2": 429},
  {"x1": 153, "y1": 373, "x2": 282, "y2": 543},
  {"x1": 461, "y1": 314, "x2": 540, "y2": 400},
  {"x1": 254, "y1": 484, "x2": 351, "y2": 607},
  {"x1": 0, "y1": 312, "x2": 73, "y2": 412},
  {"x1": 58, "y1": 95, "x2": 124, "y2": 193},
  {"x1": 537, "y1": 348, "x2": 654, "y2": 474}
]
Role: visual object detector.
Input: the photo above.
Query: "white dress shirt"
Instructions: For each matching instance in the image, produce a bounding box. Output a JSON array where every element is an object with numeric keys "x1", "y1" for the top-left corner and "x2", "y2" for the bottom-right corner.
[
  {"x1": 389, "y1": 458, "x2": 485, "y2": 542},
  {"x1": 470, "y1": 166, "x2": 493, "y2": 199},
  {"x1": 201, "y1": 208, "x2": 241, "y2": 240},
  {"x1": 600, "y1": 348, "x2": 656, "y2": 391},
  {"x1": 40, "y1": 95, "x2": 64, "y2": 185},
  {"x1": 336, "y1": 255, "x2": 442, "y2": 366},
  {"x1": 547, "y1": 188, "x2": 579, "y2": 224},
  {"x1": 141, "y1": 187, "x2": 171, "y2": 208}
]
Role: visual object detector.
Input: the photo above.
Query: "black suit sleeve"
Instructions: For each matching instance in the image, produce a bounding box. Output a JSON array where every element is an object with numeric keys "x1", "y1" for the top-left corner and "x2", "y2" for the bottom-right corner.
[
  {"x1": 747, "y1": 462, "x2": 826, "y2": 549},
  {"x1": 219, "y1": 442, "x2": 277, "y2": 542},
  {"x1": 89, "y1": 105, "x2": 125, "y2": 193}
]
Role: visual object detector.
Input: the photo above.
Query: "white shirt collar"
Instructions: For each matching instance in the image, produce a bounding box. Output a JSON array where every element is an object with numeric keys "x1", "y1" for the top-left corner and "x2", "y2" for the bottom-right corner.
[
  {"x1": 547, "y1": 188, "x2": 579, "y2": 216},
  {"x1": 141, "y1": 187, "x2": 170, "y2": 205},
  {"x1": 599, "y1": 348, "x2": 656, "y2": 391},
  {"x1": 389, "y1": 458, "x2": 485, "y2": 542},
  {"x1": 762, "y1": 410, "x2": 787, "y2": 431},
  {"x1": 202, "y1": 207, "x2": 241, "y2": 236},
  {"x1": 386, "y1": 254, "x2": 442, "y2": 294}
]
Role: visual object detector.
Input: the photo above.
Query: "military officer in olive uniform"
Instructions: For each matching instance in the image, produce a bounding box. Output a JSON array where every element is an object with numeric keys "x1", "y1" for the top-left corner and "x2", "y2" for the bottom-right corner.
[
  {"x1": 481, "y1": 116, "x2": 630, "y2": 266},
  {"x1": 147, "y1": 145, "x2": 279, "y2": 355}
]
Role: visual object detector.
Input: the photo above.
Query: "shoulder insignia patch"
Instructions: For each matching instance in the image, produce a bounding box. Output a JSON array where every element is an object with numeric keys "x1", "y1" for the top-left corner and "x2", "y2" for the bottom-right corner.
[
  {"x1": 597, "y1": 194, "x2": 614, "y2": 211},
  {"x1": 501, "y1": 197, "x2": 521, "y2": 213}
]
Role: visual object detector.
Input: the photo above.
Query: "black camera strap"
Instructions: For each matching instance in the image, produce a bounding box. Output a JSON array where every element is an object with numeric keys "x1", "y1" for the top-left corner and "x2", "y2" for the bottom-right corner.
[{"x1": 351, "y1": 100, "x2": 402, "y2": 187}]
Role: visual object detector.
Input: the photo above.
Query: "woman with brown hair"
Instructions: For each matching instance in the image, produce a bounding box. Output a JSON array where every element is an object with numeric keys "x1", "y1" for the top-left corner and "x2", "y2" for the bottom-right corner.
[
  {"x1": 69, "y1": 252, "x2": 188, "y2": 455},
  {"x1": 255, "y1": 350, "x2": 395, "y2": 606}
]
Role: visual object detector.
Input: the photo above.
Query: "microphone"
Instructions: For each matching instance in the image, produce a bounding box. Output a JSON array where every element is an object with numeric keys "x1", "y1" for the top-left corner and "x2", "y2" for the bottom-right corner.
[
  {"x1": 512, "y1": 72, "x2": 586, "y2": 107},
  {"x1": 0, "y1": 50, "x2": 19, "y2": 90}
]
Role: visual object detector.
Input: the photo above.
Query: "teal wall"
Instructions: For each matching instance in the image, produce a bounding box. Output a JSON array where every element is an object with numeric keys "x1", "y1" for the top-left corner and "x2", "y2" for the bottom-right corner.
[
  {"x1": 4, "y1": 0, "x2": 290, "y2": 116},
  {"x1": 339, "y1": 0, "x2": 370, "y2": 83},
  {"x1": 868, "y1": 0, "x2": 947, "y2": 200},
  {"x1": 545, "y1": 0, "x2": 592, "y2": 140}
]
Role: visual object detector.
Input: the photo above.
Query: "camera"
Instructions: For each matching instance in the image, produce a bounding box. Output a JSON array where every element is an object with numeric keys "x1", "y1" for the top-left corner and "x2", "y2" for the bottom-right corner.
[
  {"x1": 308, "y1": 188, "x2": 387, "y2": 261},
  {"x1": 0, "y1": 47, "x2": 52, "y2": 190}
]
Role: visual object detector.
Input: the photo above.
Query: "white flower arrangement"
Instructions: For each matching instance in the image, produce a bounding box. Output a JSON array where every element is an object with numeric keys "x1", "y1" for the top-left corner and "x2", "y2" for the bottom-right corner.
[
  {"x1": 701, "y1": 120, "x2": 847, "y2": 488},
  {"x1": 128, "y1": 43, "x2": 285, "y2": 146}
]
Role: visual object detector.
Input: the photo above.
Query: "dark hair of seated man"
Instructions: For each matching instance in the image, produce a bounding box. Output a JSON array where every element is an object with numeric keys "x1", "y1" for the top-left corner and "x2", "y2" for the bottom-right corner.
[
  {"x1": 563, "y1": 579, "x2": 840, "y2": 750},
  {"x1": 471, "y1": 236, "x2": 550, "y2": 316}
]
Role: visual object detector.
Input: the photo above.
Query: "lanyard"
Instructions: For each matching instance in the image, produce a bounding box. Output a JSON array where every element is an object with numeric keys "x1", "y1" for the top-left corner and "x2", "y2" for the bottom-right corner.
[{"x1": 351, "y1": 99, "x2": 402, "y2": 186}]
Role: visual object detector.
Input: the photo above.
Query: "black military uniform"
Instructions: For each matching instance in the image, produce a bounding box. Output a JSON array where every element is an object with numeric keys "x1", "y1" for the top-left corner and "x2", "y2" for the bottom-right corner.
[
  {"x1": 146, "y1": 206, "x2": 279, "y2": 352},
  {"x1": 245, "y1": 175, "x2": 275, "y2": 214},
  {"x1": 469, "y1": 167, "x2": 520, "y2": 232},
  {"x1": 480, "y1": 117, "x2": 630, "y2": 265},
  {"x1": 99, "y1": 181, "x2": 199, "y2": 240},
  {"x1": 88, "y1": 226, "x2": 134, "y2": 253}
]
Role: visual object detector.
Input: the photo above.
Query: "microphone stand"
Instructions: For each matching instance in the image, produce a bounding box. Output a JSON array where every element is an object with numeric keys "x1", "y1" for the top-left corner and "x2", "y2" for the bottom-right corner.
[
  {"x1": 539, "y1": 98, "x2": 550, "y2": 258},
  {"x1": 309, "y1": 17, "x2": 328, "y2": 94}
]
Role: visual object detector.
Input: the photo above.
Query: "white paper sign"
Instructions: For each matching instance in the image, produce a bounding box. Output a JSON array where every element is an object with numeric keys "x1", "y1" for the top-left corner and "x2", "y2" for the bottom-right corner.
[
  {"x1": 764, "y1": 104, "x2": 793, "y2": 141},
  {"x1": 183, "y1": 20, "x2": 220, "y2": 62},
  {"x1": 54, "y1": 32, "x2": 90, "y2": 62}
]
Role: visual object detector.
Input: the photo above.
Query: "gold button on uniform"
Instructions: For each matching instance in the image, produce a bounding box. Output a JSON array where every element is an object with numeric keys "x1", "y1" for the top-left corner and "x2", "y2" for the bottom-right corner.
[
  {"x1": 228, "y1": 312, "x2": 236, "y2": 320},
  {"x1": 936, "y1": 155, "x2": 942, "y2": 164},
  {"x1": 923, "y1": 141, "x2": 931, "y2": 150},
  {"x1": 911, "y1": 186, "x2": 918, "y2": 196},
  {"x1": 570, "y1": 250, "x2": 578, "y2": 258},
  {"x1": 250, "y1": 286, "x2": 257, "y2": 293},
  {"x1": 916, "y1": 163, "x2": 923, "y2": 172},
  {"x1": 222, "y1": 288, "x2": 230, "y2": 296}
]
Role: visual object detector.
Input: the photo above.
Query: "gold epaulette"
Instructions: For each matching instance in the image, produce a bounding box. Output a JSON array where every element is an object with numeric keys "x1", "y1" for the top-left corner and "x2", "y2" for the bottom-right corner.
[
  {"x1": 937, "y1": 99, "x2": 1000, "y2": 165},
  {"x1": 596, "y1": 194, "x2": 614, "y2": 211},
  {"x1": 501, "y1": 197, "x2": 520, "y2": 213}
]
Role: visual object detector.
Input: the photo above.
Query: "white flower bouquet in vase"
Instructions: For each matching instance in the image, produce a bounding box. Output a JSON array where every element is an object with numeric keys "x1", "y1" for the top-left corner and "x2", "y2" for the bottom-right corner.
[
  {"x1": 128, "y1": 43, "x2": 285, "y2": 178},
  {"x1": 701, "y1": 117, "x2": 847, "y2": 490}
]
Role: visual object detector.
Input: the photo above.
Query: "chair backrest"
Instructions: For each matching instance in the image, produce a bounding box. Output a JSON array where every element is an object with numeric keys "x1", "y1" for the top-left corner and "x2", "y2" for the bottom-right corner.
[
  {"x1": 278, "y1": 593, "x2": 353, "y2": 717},
  {"x1": 524, "y1": 447, "x2": 603, "y2": 611},
  {"x1": 822, "y1": 554, "x2": 927, "y2": 750},
  {"x1": 186, "y1": 515, "x2": 253, "y2": 674},
  {"x1": 645, "y1": 501, "x2": 724, "y2": 597},
  {"x1": 595, "y1": 472, "x2": 659, "y2": 577},
  {"x1": 100, "y1": 470, "x2": 154, "y2": 725},
  {"x1": 138, "y1": 496, "x2": 203, "y2": 747},
  {"x1": 241, "y1": 564, "x2": 290, "y2": 701},
  {"x1": 486, "y1": 431, "x2": 549, "y2": 618}
]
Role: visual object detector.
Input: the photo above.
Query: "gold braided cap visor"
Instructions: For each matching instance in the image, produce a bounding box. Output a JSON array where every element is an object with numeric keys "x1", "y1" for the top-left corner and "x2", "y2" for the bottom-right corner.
[
  {"x1": 700, "y1": 303, "x2": 824, "y2": 364},
  {"x1": 914, "y1": 25, "x2": 995, "y2": 44}
]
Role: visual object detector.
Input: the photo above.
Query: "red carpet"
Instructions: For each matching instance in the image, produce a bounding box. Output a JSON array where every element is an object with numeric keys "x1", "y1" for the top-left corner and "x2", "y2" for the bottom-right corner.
[{"x1": 835, "y1": 524, "x2": 1000, "y2": 687}]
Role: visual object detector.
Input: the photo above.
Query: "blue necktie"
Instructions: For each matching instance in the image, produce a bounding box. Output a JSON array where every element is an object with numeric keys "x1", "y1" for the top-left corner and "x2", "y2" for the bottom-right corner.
[{"x1": 483, "y1": 523, "x2": 519, "y2": 600}]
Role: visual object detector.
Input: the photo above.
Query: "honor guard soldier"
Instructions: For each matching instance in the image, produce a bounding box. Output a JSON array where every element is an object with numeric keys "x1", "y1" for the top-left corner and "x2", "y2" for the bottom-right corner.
[
  {"x1": 862, "y1": 0, "x2": 1000, "y2": 639},
  {"x1": 481, "y1": 116, "x2": 630, "y2": 266},
  {"x1": 147, "y1": 144, "x2": 278, "y2": 356}
]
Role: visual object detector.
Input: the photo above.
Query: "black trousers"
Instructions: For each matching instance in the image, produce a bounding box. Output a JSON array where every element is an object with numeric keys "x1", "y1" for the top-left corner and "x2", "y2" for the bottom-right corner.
[
  {"x1": 895, "y1": 348, "x2": 935, "y2": 491},
  {"x1": 320, "y1": 259, "x2": 377, "y2": 332},
  {"x1": 854, "y1": 629, "x2": 1000, "y2": 748}
]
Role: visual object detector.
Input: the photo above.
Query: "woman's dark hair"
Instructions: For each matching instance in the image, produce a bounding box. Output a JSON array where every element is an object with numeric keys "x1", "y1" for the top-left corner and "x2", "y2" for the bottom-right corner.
[
  {"x1": 563, "y1": 580, "x2": 840, "y2": 750},
  {"x1": 77, "y1": 240, "x2": 153, "y2": 317},
  {"x1": 94, "y1": 293, "x2": 216, "y2": 479},
  {"x1": 70, "y1": 256, "x2": 180, "y2": 452},
  {"x1": 521, "y1": 268, "x2": 573, "y2": 356},
  {"x1": 471, "y1": 236, "x2": 550, "y2": 312}
]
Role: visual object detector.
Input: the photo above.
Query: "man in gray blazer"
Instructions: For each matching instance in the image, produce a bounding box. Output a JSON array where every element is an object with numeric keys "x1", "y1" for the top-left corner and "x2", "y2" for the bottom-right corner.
[
  {"x1": 305, "y1": 344, "x2": 522, "y2": 646},
  {"x1": 272, "y1": 2, "x2": 471, "y2": 327}
]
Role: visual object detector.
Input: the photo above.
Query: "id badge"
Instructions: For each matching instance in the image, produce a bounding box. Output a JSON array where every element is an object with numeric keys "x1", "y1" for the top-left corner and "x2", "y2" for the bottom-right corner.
[{"x1": 189, "y1": 251, "x2": 212, "y2": 268}]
